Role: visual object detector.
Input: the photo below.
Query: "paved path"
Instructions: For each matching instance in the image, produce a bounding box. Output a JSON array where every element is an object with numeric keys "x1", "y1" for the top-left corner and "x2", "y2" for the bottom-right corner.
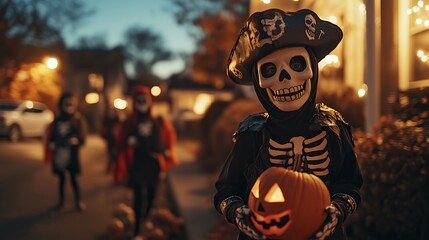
[
  {"x1": 168, "y1": 139, "x2": 226, "y2": 240},
  {"x1": 0, "y1": 135, "x2": 222, "y2": 240},
  {"x1": 0, "y1": 135, "x2": 131, "y2": 240}
]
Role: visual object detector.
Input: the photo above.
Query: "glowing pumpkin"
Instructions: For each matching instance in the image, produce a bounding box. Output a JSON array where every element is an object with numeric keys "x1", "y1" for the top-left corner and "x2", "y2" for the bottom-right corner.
[{"x1": 248, "y1": 167, "x2": 330, "y2": 240}]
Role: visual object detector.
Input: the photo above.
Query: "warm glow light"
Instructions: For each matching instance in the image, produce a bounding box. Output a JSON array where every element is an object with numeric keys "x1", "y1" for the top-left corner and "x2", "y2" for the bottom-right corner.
[
  {"x1": 416, "y1": 18, "x2": 423, "y2": 24},
  {"x1": 358, "y1": 83, "x2": 368, "y2": 98},
  {"x1": 261, "y1": 0, "x2": 271, "y2": 4},
  {"x1": 46, "y1": 57, "x2": 58, "y2": 69},
  {"x1": 113, "y1": 98, "x2": 127, "y2": 110},
  {"x1": 319, "y1": 54, "x2": 340, "y2": 69},
  {"x1": 425, "y1": 5, "x2": 429, "y2": 11},
  {"x1": 417, "y1": 50, "x2": 424, "y2": 57},
  {"x1": 407, "y1": 8, "x2": 413, "y2": 15},
  {"x1": 425, "y1": 20, "x2": 429, "y2": 27},
  {"x1": 359, "y1": 3, "x2": 366, "y2": 15},
  {"x1": 265, "y1": 183, "x2": 285, "y2": 203},
  {"x1": 422, "y1": 56, "x2": 428, "y2": 62},
  {"x1": 328, "y1": 16, "x2": 338, "y2": 24},
  {"x1": 151, "y1": 86, "x2": 161, "y2": 97},
  {"x1": 251, "y1": 179, "x2": 260, "y2": 198},
  {"x1": 325, "y1": 54, "x2": 339, "y2": 64},
  {"x1": 85, "y1": 92, "x2": 99, "y2": 104},
  {"x1": 413, "y1": 6, "x2": 420, "y2": 12},
  {"x1": 193, "y1": 93, "x2": 214, "y2": 115},
  {"x1": 418, "y1": 0, "x2": 424, "y2": 8},
  {"x1": 25, "y1": 101, "x2": 34, "y2": 108}
]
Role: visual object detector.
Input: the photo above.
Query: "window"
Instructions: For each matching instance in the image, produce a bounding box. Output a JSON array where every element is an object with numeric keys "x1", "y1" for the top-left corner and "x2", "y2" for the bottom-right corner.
[{"x1": 408, "y1": 0, "x2": 429, "y2": 86}]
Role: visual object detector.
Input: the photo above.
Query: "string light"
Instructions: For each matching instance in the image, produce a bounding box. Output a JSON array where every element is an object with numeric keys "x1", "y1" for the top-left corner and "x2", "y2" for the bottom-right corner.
[
  {"x1": 359, "y1": 3, "x2": 366, "y2": 15},
  {"x1": 416, "y1": 50, "x2": 429, "y2": 64},
  {"x1": 328, "y1": 16, "x2": 338, "y2": 24},
  {"x1": 358, "y1": 84, "x2": 368, "y2": 98},
  {"x1": 408, "y1": 0, "x2": 429, "y2": 29}
]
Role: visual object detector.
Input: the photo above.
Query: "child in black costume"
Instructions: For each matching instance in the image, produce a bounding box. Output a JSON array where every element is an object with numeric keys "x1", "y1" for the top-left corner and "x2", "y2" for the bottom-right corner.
[
  {"x1": 214, "y1": 9, "x2": 363, "y2": 240},
  {"x1": 46, "y1": 93, "x2": 87, "y2": 212},
  {"x1": 118, "y1": 86, "x2": 177, "y2": 239}
]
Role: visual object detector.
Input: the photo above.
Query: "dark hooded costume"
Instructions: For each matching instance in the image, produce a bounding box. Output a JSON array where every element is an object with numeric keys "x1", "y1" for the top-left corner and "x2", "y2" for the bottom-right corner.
[
  {"x1": 117, "y1": 86, "x2": 177, "y2": 237},
  {"x1": 45, "y1": 93, "x2": 86, "y2": 174},
  {"x1": 214, "y1": 9, "x2": 362, "y2": 240},
  {"x1": 44, "y1": 92, "x2": 87, "y2": 210}
]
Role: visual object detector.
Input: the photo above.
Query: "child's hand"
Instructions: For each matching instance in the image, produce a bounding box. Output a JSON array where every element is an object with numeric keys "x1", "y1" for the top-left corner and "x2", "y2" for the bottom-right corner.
[
  {"x1": 69, "y1": 137, "x2": 79, "y2": 146},
  {"x1": 310, "y1": 204, "x2": 341, "y2": 240},
  {"x1": 235, "y1": 205, "x2": 267, "y2": 240}
]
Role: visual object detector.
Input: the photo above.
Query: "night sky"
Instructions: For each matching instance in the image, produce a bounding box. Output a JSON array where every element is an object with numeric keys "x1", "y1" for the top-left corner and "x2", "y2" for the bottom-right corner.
[{"x1": 62, "y1": 0, "x2": 196, "y2": 79}]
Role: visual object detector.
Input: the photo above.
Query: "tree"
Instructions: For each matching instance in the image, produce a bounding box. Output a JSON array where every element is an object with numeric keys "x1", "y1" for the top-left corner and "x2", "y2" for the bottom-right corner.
[
  {"x1": 0, "y1": 0, "x2": 91, "y2": 67},
  {"x1": 123, "y1": 26, "x2": 172, "y2": 80},
  {"x1": 169, "y1": 0, "x2": 249, "y2": 87},
  {"x1": 75, "y1": 34, "x2": 108, "y2": 50},
  {"x1": 0, "y1": 0, "x2": 90, "y2": 107}
]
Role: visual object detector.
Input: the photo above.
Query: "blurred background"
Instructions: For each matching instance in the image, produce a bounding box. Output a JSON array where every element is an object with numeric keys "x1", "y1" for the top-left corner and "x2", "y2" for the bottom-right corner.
[{"x1": 0, "y1": 0, "x2": 428, "y2": 240}]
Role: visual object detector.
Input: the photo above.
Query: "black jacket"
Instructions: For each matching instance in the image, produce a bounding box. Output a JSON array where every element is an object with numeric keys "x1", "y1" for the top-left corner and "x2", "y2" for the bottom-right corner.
[{"x1": 214, "y1": 104, "x2": 363, "y2": 240}]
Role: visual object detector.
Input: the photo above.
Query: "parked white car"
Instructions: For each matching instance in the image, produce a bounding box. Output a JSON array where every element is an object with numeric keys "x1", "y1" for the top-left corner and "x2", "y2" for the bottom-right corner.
[{"x1": 0, "y1": 100, "x2": 54, "y2": 142}]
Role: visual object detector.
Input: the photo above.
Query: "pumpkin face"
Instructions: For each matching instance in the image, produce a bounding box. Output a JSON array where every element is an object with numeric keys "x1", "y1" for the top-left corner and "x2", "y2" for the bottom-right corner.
[{"x1": 248, "y1": 167, "x2": 330, "y2": 240}]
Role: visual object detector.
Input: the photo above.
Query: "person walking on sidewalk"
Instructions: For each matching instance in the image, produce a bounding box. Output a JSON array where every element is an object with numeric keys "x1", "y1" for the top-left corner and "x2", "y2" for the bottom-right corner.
[
  {"x1": 44, "y1": 92, "x2": 87, "y2": 212},
  {"x1": 117, "y1": 86, "x2": 177, "y2": 239}
]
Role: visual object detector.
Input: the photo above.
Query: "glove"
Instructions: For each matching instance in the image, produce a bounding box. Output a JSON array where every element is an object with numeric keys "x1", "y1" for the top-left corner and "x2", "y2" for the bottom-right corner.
[
  {"x1": 310, "y1": 204, "x2": 341, "y2": 240},
  {"x1": 234, "y1": 205, "x2": 267, "y2": 240}
]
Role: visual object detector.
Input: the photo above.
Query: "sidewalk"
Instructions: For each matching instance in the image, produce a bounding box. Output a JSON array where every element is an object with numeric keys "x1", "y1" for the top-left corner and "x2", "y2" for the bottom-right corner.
[{"x1": 168, "y1": 138, "x2": 225, "y2": 240}]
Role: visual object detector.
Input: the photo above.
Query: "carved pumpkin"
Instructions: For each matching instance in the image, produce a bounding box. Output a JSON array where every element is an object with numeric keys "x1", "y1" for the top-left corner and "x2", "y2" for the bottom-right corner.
[
  {"x1": 107, "y1": 217, "x2": 125, "y2": 236},
  {"x1": 248, "y1": 167, "x2": 330, "y2": 240}
]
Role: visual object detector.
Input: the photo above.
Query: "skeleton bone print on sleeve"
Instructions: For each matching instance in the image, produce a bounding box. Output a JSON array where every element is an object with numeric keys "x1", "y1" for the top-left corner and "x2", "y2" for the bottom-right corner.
[{"x1": 268, "y1": 131, "x2": 330, "y2": 177}]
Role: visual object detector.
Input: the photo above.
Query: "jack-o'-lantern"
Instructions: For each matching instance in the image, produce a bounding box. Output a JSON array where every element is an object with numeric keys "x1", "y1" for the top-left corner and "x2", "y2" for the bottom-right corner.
[{"x1": 248, "y1": 167, "x2": 330, "y2": 240}]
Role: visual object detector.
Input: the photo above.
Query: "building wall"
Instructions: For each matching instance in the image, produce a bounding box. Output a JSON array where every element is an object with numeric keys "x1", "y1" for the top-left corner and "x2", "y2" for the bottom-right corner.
[{"x1": 381, "y1": 0, "x2": 399, "y2": 115}]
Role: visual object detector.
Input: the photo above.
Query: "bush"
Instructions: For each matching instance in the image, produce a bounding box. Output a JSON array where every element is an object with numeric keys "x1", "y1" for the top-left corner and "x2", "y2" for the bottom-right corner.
[
  {"x1": 317, "y1": 79, "x2": 365, "y2": 129},
  {"x1": 198, "y1": 99, "x2": 264, "y2": 172},
  {"x1": 347, "y1": 116, "x2": 429, "y2": 239}
]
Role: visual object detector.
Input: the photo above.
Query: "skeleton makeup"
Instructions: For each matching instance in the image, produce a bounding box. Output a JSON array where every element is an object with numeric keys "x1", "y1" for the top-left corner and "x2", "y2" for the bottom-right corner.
[
  {"x1": 62, "y1": 96, "x2": 77, "y2": 115},
  {"x1": 135, "y1": 94, "x2": 152, "y2": 114},
  {"x1": 257, "y1": 47, "x2": 313, "y2": 112}
]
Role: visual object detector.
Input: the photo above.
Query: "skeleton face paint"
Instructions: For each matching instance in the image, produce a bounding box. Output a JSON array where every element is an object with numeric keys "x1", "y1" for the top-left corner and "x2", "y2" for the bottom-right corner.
[
  {"x1": 62, "y1": 97, "x2": 76, "y2": 115},
  {"x1": 257, "y1": 47, "x2": 313, "y2": 112},
  {"x1": 135, "y1": 94, "x2": 151, "y2": 114}
]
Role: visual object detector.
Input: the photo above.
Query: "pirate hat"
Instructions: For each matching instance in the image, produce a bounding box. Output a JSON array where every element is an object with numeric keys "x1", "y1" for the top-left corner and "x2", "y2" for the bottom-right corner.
[{"x1": 227, "y1": 8, "x2": 343, "y2": 85}]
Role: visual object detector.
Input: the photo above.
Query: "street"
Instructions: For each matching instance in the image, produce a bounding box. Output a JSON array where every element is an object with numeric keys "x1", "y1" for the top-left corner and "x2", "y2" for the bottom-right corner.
[{"x1": 0, "y1": 135, "x2": 133, "y2": 240}]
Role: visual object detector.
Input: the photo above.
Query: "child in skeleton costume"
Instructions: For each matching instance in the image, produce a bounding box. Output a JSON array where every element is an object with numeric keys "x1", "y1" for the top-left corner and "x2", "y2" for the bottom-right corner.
[
  {"x1": 119, "y1": 86, "x2": 177, "y2": 239},
  {"x1": 45, "y1": 93, "x2": 87, "y2": 212},
  {"x1": 214, "y1": 9, "x2": 363, "y2": 240}
]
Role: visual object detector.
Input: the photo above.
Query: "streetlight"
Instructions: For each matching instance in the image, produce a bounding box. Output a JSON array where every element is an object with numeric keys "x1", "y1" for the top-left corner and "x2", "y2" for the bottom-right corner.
[
  {"x1": 45, "y1": 57, "x2": 59, "y2": 70},
  {"x1": 85, "y1": 92, "x2": 100, "y2": 104},
  {"x1": 151, "y1": 86, "x2": 161, "y2": 97},
  {"x1": 113, "y1": 98, "x2": 128, "y2": 110}
]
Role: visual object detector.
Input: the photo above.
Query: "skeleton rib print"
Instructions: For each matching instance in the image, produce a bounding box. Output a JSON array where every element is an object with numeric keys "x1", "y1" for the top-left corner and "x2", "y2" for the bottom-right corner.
[{"x1": 268, "y1": 131, "x2": 330, "y2": 177}]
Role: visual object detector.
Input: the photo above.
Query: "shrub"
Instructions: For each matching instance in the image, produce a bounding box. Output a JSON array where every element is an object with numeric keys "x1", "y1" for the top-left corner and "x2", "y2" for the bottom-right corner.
[
  {"x1": 347, "y1": 116, "x2": 429, "y2": 239},
  {"x1": 317, "y1": 79, "x2": 365, "y2": 129},
  {"x1": 198, "y1": 98, "x2": 264, "y2": 172}
]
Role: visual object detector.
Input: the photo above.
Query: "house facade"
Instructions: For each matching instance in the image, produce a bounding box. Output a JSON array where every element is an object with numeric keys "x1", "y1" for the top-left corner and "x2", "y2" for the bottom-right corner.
[
  {"x1": 250, "y1": 0, "x2": 429, "y2": 132},
  {"x1": 63, "y1": 47, "x2": 127, "y2": 132}
]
